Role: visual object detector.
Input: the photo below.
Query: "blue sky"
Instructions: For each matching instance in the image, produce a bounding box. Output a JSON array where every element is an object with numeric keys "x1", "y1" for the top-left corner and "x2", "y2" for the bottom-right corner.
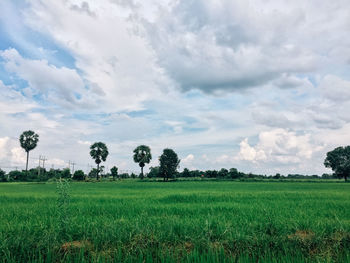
[{"x1": 0, "y1": 0, "x2": 350, "y2": 175}]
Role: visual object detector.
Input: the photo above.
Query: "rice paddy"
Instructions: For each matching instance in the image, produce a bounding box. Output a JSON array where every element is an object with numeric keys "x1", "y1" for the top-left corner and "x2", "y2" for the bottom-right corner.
[{"x1": 0, "y1": 180, "x2": 349, "y2": 262}]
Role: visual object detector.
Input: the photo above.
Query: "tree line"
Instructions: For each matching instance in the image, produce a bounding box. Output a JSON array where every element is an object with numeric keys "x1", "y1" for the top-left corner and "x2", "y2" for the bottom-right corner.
[
  {"x1": 0, "y1": 165, "x2": 338, "y2": 183},
  {"x1": 1, "y1": 130, "x2": 348, "y2": 182}
]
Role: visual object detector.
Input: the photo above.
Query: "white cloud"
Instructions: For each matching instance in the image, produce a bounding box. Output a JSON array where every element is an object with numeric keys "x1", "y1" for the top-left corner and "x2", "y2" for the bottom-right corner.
[
  {"x1": 10, "y1": 147, "x2": 26, "y2": 165},
  {"x1": 0, "y1": 138, "x2": 27, "y2": 168},
  {"x1": 182, "y1": 154, "x2": 194, "y2": 168},
  {"x1": 237, "y1": 129, "x2": 322, "y2": 164},
  {"x1": 23, "y1": 0, "x2": 171, "y2": 112},
  {"x1": 237, "y1": 138, "x2": 266, "y2": 162},
  {"x1": 78, "y1": 140, "x2": 92, "y2": 146},
  {"x1": 319, "y1": 75, "x2": 350, "y2": 102},
  {"x1": 47, "y1": 158, "x2": 67, "y2": 167},
  {"x1": 0, "y1": 48, "x2": 93, "y2": 108},
  {"x1": 0, "y1": 137, "x2": 10, "y2": 160}
]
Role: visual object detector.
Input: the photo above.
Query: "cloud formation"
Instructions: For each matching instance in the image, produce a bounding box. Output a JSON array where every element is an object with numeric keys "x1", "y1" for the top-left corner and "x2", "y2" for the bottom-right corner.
[{"x1": 0, "y1": 0, "x2": 350, "y2": 175}]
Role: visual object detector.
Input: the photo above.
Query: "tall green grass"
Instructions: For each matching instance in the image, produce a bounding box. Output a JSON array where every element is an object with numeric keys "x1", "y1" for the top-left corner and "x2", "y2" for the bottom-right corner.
[{"x1": 0, "y1": 181, "x2": 349, "y2": 262}]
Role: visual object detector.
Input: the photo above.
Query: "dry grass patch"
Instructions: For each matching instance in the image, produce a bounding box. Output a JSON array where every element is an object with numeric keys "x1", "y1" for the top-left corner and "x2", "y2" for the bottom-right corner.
[
  {"x1": 61, "y1": 240, "x2": 93, "y2": 253},
  {"x1": 288, "y1": 230, "x2": 315, "y2": 241}
]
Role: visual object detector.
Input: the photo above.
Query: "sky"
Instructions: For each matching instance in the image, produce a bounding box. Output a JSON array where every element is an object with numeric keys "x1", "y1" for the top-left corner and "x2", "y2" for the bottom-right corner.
[{"x1": 0, "y1": 0, "x2": 350, "y2": 175}]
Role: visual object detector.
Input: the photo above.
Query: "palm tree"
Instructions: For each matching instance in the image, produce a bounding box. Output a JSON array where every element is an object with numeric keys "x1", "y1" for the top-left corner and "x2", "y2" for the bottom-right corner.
[
  {"x1": 90, "y1": 142, "x2": 109, "y2": 180},
  {"x1": 19, "y1": 130, "x2": 39, "y2": 175},
  {"x1": 133, "y1": 145, "x2": 152, "y2": 179}
]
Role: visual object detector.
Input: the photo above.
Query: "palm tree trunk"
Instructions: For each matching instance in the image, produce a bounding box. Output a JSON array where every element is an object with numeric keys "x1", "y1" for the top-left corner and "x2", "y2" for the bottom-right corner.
[
  {"x1": 26, "y1": 151, "x2": 29, "y2": 175},
  {"x1": 97, "y1": 163, "x2": 100, "y2": 181}
]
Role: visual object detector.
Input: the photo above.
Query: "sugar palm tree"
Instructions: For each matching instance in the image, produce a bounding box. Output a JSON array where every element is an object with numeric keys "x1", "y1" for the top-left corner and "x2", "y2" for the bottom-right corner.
[
  {"x1": 133, "y1": 145, "x2": 152, "y2": 179},
  {"x1": 90, "y1": 142, "x2": 109, "y2": 180},
  {"x1": 19, "y1": 130, "x2": 39, "y2": 175}
]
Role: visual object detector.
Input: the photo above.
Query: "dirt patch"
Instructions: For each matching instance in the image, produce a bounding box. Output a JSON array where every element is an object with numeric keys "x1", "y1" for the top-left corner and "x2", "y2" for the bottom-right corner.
[{"x1": 288, "y1": 230, "x2": 315, "y2": 241}]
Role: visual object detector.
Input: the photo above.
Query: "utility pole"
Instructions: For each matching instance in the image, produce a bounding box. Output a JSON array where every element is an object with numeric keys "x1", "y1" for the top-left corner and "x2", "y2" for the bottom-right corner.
[
  {"x1": 71, "y1": 162, "x2": 76, "y2": 174},
  {"x1": 38, "y1": 155, "x2": 42, "y2": 176},
  {"x1": 41, "y1": 156, "x2": 47, "y2": 169}
]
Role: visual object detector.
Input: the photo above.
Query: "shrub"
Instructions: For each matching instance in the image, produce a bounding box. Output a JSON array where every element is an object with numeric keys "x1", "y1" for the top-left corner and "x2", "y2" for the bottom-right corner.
[
  {"x1": 8, "y1": 170, "x2": 25, "y2": 181},
  {"x1": 73, "y1": 170, "x2": 85, "y2": 181}
]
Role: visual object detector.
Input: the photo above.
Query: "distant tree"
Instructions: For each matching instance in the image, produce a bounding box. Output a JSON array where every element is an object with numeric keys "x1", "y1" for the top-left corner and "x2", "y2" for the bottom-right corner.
[
  {"x1": 147, "y1": 166, "x2": 160, "y2": 178},
  {"x1": 110, "y1": 166, "x2": 119, "y2": 180},
  {"x1": 88, "y1": 168, "x2": 98, "y2": 178},
  {"x1": 182, "y1": 168, "x2": 191, "y2": 177},
  {"x1": 273, "y1": 173, "x2": 281, "y2": 179},
  {"x1": 60, "y1": 168, "x2": 71, "y2": 179},
  {"x1": 218, "y1": 168, "x2": 229, "y2": 178},
  {"x1": 0, "y1": 169, "x2": 6, "y2": 182},
  {"x1": 8, "y1": 170, "x2": 24, "y2": 181},
  {"x1": 229, "y1": 168, "x2": 239, "y2": 179},
  {"x1": 324, "y1": 146, "x2": 350, "y2": 182},
  {"x1": 119, "y1": 173, "x2": 130, "y2": 179},
  {"x1": 133, "y1": 145, "x2": 152, "y2": 179},
  {"x1": 90, "y1": 142, "x2": 109, "y2": 180},
  {"x1": 159, "y1": 148, "x2": 180, "y2": 181},
  {"x1": 205, "y1": 170, "x2": 218, "y2": 178},
  {"x1": 190, "y1": 170, "x2": 202, "y2": 178},
  {"x1": 73, "y1": 170, "x2": 85, "y2": 181},
  {"x1": 19, "y1": 130, "x2": 39, "y2": 174}
]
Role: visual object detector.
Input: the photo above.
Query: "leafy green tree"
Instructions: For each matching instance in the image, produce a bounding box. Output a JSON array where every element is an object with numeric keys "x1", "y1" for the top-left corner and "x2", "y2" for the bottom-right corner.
[
  {"x1": 19, "y1": 130, "x2": 39, "y2": 174},
  {"x1": 110, "y1": 166, "x2": 119, "y2": 180},
  {"x1": 73, "y1": 170, "x2": 85, "y2": 181},
  {"x1": 147, "y1": 166, "x2": 160, "y2": 178},
  {"x1": 133, "y1": 145, "x2": 152, "y2": 179},
  {"x1": 60, "y1": 168, "x2": 71, "y2": 179},
  {"x1": 88, "y1": 168, "x2": 98, "y2": 178},
  {"x1": 8, "y1": 170, "x2": 24, "y2": 181},
  {"x1": 324, "y1": 146, "x2": 350, "y2": 181},
  {"x1": 159, "y1": 148, "x2": 180, "y2": 181},
  {"x1": 218, "y1": 168, "x2": 229, "y2": 178},
  {"x1": 0, "y1": 169, "x2": 7, "y2": 182},
  {"x1": 181, "y1": 168, "x2": 191, "y2": 177},
  {"x1": 90, "y1": 142, "x2": 109, "y2": 180}
]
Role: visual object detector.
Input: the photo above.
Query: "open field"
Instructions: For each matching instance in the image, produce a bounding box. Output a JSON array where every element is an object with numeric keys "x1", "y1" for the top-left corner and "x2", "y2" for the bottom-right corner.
[{"x1": 0, "y1": 181, "x2": 349, "y2": 262}]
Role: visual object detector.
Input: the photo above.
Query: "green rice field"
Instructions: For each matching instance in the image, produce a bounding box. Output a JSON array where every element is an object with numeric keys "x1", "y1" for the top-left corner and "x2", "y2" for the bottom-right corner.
[{"x1": 0, "y1": 180, "x2": 349, "y2": 262}]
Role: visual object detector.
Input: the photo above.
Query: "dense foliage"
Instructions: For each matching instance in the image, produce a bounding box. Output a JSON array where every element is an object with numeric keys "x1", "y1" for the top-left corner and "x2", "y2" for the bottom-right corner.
[
  {"x1": 72, "y1": 170, "x2": 85, "y2": 181},
  {"x1": 324, "y1": 146, "x2": 350, "y2": 181},
  {"x1": 159, "y1": 148, "x2": 180, "y2": 181},
  {"x1": 19, "y1": 130, "x2": 39, "y2": 173},
  {"x1": 90, "y1": 142, "x2": 109, "y2": 180},
  {"x1": 0, "y1": 166, "x2": 338, "y2": 182},
  {"x1": 110, "y1": 166, "x2": 119, "y2": 180},
  {"x1": 133, "y1": 145, "x2": 152, "y2": 179}
]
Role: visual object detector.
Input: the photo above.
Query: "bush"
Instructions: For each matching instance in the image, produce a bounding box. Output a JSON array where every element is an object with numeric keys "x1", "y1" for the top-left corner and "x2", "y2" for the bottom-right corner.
[
  {"x1": 73, "y1": 170, "x2": 85, "y2": 181},
  {"x1": 8, "y1": 170, "x2": 26, "y2": 181},
  {"x1": 60, "y1": 168, "x2": 71, "y2": 179}
]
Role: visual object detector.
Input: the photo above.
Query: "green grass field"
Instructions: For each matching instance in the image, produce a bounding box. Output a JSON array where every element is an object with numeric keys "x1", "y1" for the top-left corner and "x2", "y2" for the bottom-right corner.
[{"x1": 0, "y1": 180, "x2": 349, "y2": 262}]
